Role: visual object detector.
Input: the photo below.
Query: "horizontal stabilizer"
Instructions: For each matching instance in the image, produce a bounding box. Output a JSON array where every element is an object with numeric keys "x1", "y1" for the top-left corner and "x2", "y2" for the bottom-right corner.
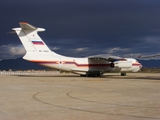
[
  {"x1": 19, "y1": 22, "x2": 37, "y2": 30},
  {"x1": 12, "y1": 22, "x2": 45, "y2": 32}
]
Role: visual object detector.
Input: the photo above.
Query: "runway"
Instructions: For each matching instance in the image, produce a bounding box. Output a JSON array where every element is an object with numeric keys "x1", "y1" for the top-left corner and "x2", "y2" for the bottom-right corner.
[{"x1": 0, "y1": 73, "x2": 159, "y2": 120}]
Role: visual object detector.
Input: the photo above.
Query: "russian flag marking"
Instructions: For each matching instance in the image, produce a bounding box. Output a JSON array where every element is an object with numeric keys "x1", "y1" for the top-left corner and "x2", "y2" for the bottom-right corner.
[{"x1": 32, "y1": 40, "x2": 44, "y2": 45}]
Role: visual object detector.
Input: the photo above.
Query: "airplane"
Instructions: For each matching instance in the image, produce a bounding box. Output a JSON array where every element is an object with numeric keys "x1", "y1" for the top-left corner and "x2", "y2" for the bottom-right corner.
[{"x1": 12, "y1": 22, "x2": 142, "y2": 77}]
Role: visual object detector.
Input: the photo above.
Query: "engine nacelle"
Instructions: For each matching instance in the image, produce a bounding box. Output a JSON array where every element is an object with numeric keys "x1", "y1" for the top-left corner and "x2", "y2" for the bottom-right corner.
[{"x1": 114, "y1": 61, "x2": 132, "y2": 68}]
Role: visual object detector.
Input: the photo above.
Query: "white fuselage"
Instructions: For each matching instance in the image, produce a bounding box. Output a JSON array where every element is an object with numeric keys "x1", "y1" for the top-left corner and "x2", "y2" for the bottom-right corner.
[{"x1": 23, "y1": 52, "x2": 142, "y2": 75}]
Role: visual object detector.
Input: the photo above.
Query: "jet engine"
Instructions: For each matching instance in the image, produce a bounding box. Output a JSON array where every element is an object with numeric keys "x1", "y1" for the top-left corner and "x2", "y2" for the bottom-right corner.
[{"x1": 113, "y1": 61, "x2": 132, "y2": 68}]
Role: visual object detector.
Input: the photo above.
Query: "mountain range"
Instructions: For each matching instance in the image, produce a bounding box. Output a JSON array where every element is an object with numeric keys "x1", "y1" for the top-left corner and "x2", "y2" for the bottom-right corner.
[
  {"x1": 0, "y1": 58, "x2": 44, "y2": 70},
  {"x1": 0, "y1": 57, "x2": 160, "y2": 70}
]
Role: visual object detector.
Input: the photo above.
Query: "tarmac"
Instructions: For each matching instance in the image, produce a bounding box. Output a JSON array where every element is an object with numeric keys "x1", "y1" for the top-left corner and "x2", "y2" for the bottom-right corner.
[{"x1": 0, "y1": 72, "x2": 160, "y2": 120}]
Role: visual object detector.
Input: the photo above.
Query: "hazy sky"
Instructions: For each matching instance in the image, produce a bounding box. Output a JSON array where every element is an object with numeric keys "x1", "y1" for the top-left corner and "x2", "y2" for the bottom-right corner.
[{"x1": 0, "y1": 0, "x2": 160, "y2": 60}]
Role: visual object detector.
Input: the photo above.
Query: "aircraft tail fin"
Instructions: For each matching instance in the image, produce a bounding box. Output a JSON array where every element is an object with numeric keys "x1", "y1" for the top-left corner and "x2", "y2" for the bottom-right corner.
[{"x1": 12, "y1": 22, "x2": 53, "y2": 54}]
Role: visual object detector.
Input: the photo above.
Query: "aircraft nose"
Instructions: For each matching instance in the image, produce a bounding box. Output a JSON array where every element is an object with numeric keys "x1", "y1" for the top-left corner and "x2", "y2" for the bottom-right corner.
[
  {"x1": 139, "y1": 63, "x2": 142, "y2": 69},
  {"x1": 132, "y1": 62, "x2": 142, "y2": 72}
]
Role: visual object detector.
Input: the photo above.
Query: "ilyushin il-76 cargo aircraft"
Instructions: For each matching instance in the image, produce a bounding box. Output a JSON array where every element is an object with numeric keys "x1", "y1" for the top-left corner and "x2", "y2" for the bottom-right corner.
[{"x1": 12, "y1": 22, "x2": 142, "y2": 77}]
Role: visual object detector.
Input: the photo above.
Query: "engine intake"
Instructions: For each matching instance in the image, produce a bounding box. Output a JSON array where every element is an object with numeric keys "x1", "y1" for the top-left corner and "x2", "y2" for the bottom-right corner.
[{"x1": 110, "y1": 62, "x2": 115, "y2": 68}]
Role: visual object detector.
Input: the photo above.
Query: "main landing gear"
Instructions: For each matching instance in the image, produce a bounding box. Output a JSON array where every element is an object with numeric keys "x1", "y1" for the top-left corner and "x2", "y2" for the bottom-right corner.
[
  {"x1": 120, "y1": 72, "x2": 127, "y2": 76},
  {"x1": 80, "y1": 72, "x2": 127, "y2": 77},
  {"x1": 81, "y1": 71, "x2": 103, "y2": 77}
]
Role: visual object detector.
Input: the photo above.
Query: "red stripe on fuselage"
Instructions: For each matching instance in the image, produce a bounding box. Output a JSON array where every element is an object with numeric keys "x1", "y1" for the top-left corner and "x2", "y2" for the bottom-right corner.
[
  {"x1": 30, "y1": 60, "x2": 142, "y2": 67},
  {"x1": 132, "y1": 63, "x2": 142, "y2": 66},
  {"x1": 30, "y1": 60, "x2": 111, "y2": 67}
]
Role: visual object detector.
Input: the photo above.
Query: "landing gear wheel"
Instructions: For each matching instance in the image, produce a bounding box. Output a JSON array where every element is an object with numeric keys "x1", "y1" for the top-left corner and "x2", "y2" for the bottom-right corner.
[
  {"x1": 84, "y1": 72, "x2": 102, "y2": 77},
  {"x1": 80, "y1": 74, "x2": 86, "y2": 77},
  {"x1": 121, "y1": 73, "x2": 126, "y2": 76}
]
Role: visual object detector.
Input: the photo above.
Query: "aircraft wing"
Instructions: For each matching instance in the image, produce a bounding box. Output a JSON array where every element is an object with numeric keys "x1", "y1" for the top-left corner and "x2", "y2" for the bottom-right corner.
[
  {"x1": 138, "y1": 54, "x2": 160, "y2": 59},
  {"x1": 88, "y1": 54, "x2": 126, "y2": 62}
]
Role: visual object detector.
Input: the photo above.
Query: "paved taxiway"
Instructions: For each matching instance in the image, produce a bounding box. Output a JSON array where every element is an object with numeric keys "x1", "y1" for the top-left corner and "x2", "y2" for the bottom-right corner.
[{"x1": 0, "y1": 73, "x2": 160, "y2": 120}]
